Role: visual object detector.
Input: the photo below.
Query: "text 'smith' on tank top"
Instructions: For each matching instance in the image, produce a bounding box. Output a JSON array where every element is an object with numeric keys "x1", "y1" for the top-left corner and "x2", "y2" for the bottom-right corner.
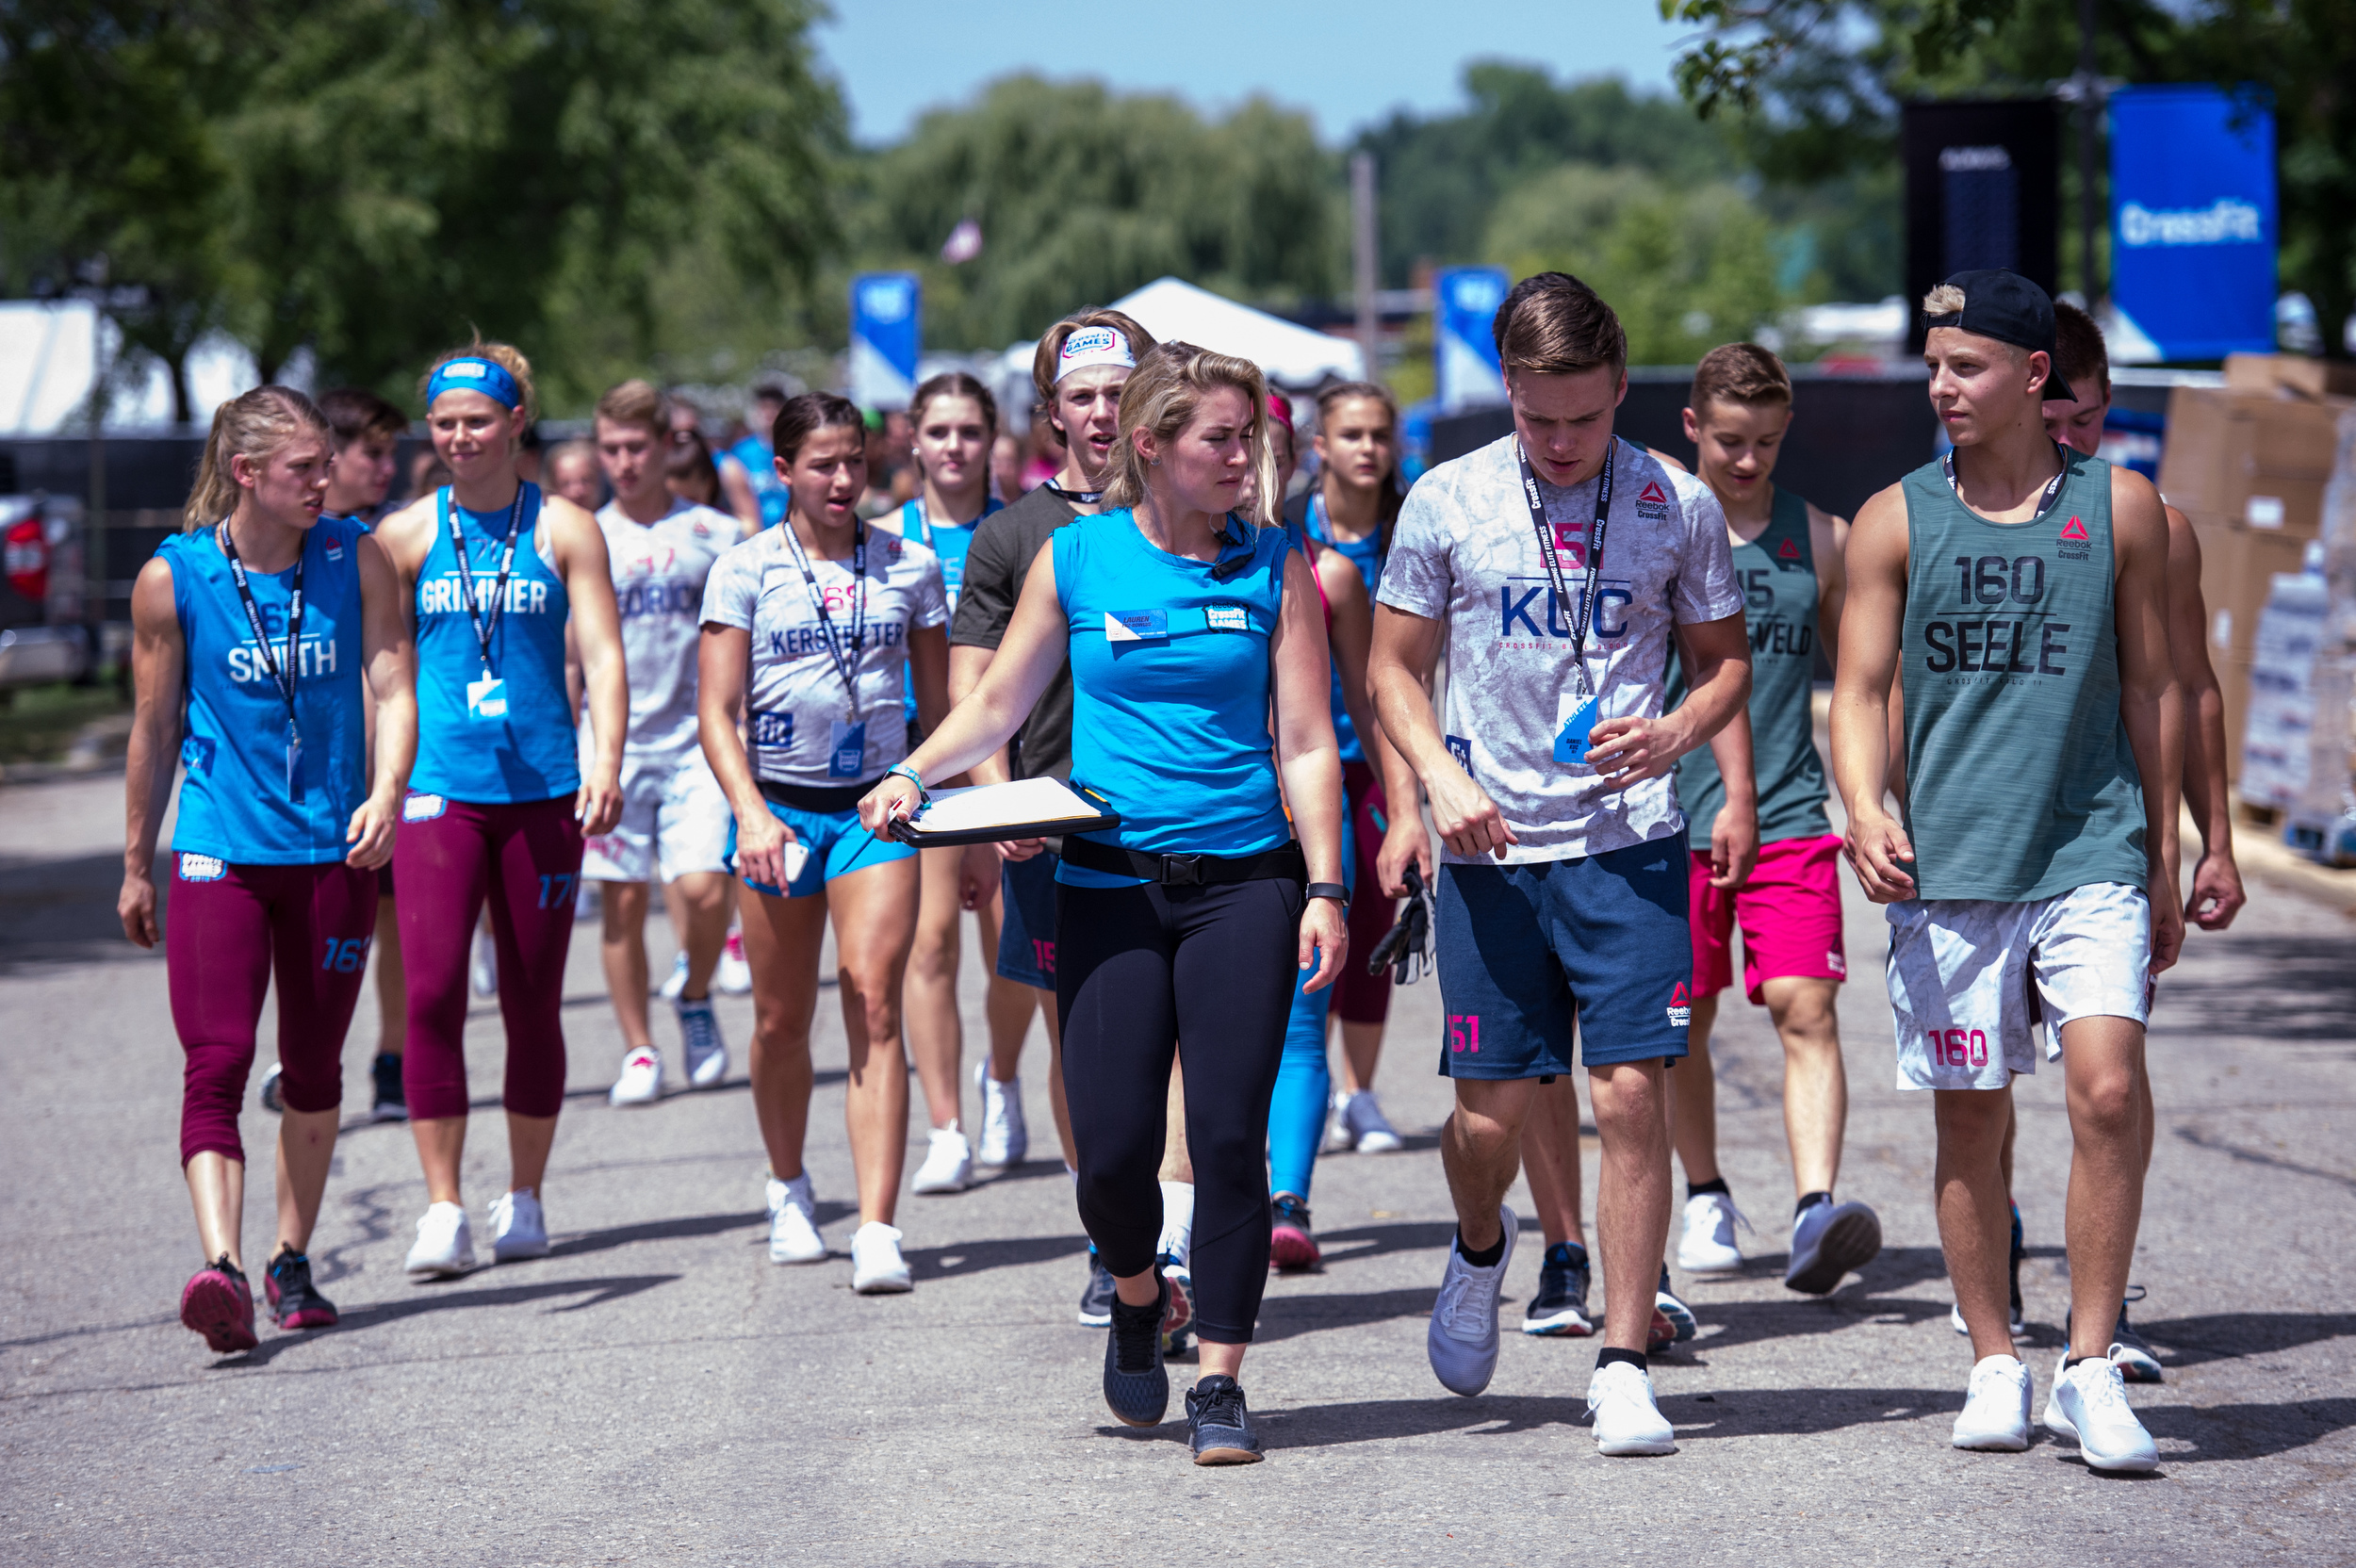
[
  {"x1": 411, "y1": 482, "x2": 581, "y2": 805},
  {"x1": 1897, "y1": 447, "x2": 2147, "y2": 902}
]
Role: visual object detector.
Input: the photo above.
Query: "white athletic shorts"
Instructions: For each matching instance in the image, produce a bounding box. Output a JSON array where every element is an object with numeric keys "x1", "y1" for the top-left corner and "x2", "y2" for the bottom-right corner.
[
  {"x1": 582, "y1": 748, "x2": 732, "y2": 885},
  {"x1": 1884, "y1": 881, "x2": 2152, "y2": 1092}
]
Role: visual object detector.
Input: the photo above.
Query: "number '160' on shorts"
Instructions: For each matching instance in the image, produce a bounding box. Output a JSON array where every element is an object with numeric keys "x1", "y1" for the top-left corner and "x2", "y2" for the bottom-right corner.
[{"x1": 1884, "y1": 879, "x2": 2152, "y2": 1092}]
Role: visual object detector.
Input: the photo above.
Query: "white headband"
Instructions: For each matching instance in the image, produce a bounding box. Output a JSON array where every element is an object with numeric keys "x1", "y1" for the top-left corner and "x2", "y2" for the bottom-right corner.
[{"x1": 1055, "y1": 325, "x2": 1137, "y2": 383}]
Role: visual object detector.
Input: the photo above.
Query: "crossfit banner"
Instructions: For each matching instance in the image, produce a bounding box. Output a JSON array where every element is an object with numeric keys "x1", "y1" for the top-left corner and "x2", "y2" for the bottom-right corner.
[
  {"x1": 2108, "y1": 86, "x2": 2276, "y2": 363},
  {"x1": 849, "y1": 271, "x2": 921, "y2": 409},
  {"x1": 1434, "y1": 266, "x2": 1509, "y2": 413}
]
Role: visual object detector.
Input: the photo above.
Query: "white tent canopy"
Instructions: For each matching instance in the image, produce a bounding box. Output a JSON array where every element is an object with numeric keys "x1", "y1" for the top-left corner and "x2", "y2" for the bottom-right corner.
[{"x1": 999, "y1": 276, "x2": 1365, "y2": 403}]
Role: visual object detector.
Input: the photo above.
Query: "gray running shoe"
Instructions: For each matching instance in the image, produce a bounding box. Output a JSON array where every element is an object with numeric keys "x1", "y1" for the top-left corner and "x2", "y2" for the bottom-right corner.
[
  {"x1": 1077, "y1": 1249, "x2": 1117, "y2": 1328},
  {"x1": 1427, "y1": 1205, "x2": 1516, "y2": 1396},
  {"x1": 1785, "y1": 1198, "x2": 1882, "y2": 1295}
]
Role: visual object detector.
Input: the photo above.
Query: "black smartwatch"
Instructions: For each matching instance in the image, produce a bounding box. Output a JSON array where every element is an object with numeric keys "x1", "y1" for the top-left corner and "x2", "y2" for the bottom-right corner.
[{"x1": 1306, "y1": 882, "x2": 1350, "y2": 906}]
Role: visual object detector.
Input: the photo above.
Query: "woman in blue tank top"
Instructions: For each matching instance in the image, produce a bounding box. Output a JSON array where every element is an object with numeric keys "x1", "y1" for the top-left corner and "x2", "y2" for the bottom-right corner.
[
  {"x1": 370, "y1": 339, "x2": 629, "y2": 1281},
  {"x1": 860, "y1": 342, "x2": 1350, "y2": 1464},
  {"x1": 120, "y1": 386, "x2": 419, "y2": 1355}
]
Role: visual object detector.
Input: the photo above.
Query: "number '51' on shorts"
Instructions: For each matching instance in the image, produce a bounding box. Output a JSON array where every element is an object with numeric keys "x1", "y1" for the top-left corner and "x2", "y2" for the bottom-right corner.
[{"x1": 1884, "y1": 880, "x2": 2151, "y2": 1092}]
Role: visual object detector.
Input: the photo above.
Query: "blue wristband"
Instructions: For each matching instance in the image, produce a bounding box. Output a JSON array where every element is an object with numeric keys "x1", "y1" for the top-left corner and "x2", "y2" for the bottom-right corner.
[{"x1": 883, "y1": 762, "x2": 928, "y2": 803}]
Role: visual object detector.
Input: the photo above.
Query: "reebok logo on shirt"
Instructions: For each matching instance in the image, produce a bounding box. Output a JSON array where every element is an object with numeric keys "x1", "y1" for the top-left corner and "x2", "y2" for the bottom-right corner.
[
  {"x1": 1666, "y1": 980, "x2": 1693, "y2": 1029},
  {"x1": 1636, "y1": 481, "x2": 1672, "y2": 521}
]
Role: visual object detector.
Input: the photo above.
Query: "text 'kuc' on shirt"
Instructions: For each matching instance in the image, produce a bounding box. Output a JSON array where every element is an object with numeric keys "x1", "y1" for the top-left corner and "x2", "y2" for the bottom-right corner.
[
  {"x1": 1378, "y1": 434, "x2": 1744, "y2": 864},
  {"x1": 698, "y1": 522, "x2": 947, "y2": 789}
]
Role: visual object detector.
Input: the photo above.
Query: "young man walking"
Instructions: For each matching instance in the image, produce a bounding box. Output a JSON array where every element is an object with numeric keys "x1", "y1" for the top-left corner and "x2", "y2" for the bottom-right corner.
[
  {"x1": 585, "y1": 380, "x2": 739, "y2": 1104},
  {"x1": 1370, "y1": 272, "x2": 1750, "y2": 1456},
  {"x1": 1831, "y1": 270, "x2": 2183, "y2": 1470},
  {"x1": 1664, "y1": 344, "x2": 1883, "y2": 1294}
]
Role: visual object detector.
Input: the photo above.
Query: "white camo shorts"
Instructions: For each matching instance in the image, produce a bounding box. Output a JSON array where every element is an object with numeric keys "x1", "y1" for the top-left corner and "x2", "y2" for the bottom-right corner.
[
  {"x1": 1885, "y1": 880, "x2": 2152, "y2": 1092},
  {"x1": 582, "y1": 748, "x2": 732, "y2": 885}
]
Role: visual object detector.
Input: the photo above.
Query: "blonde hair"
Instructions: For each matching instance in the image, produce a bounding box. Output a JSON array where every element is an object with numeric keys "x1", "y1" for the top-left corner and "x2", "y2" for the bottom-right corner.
[
  {"x1": 1100, "y1": 342, "x2": 1279, "y2": 527},
  {"x1": 418, "y1": 335, "x2": 539, "y2": 424},
  {"x1": 1922, "y1": 283, "x2": 1968, "y2": 317},
  {"x1": 182, "y1": 386, "x2": 332, "y2": 531}
]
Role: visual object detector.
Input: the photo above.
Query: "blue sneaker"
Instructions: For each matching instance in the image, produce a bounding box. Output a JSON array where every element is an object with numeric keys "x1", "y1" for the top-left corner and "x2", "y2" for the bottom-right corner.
[
  {"x1": 1650, "y1": 1265, "x2": 1697, "y2": 1351},
  {"x1": 1103, "y1": 1277, "x2": 1170, "y2": 1427},
  {"x1": 1785, "y1": 1198, "x2": 1882, "y2": 1295},
  {"x1": 1521, "y1": 1242, "x2": 1594, "y2": 1336},
  {"x1": 1078, "y1": 1249, "x2": 1116, "y2": 1328},
  {"x1": 1186, "y1": 1375, "x2": 1264, "y2": 1465},
  {"x1": 1427, "y1": 1205, "x2": 1515, "y2": 1396}
]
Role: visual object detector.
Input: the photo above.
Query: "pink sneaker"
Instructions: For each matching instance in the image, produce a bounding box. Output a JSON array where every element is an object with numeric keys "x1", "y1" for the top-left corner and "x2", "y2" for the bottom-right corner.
[
  {"x1": 180, "y1": 1258, "x2": 257, "y2": 1354},
  {"x1": 1268, "y1": 1195, "x2": 1321, "y2": 1271}
]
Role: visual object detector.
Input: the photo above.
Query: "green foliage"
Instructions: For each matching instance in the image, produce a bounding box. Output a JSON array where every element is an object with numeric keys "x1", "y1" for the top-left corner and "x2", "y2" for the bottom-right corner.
[
  {"x1": 841, "y1": 77, "x2": 1338, "y2": 350},
  {"x1": 1485, "y1": 165, "x2": 1788, "y2": 363}
]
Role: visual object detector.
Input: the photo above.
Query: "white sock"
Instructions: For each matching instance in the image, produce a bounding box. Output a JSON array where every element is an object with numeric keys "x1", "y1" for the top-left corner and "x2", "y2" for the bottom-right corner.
[{"x1": 1157, "y1": 1180, "x2": 1196, "y2": 1265}]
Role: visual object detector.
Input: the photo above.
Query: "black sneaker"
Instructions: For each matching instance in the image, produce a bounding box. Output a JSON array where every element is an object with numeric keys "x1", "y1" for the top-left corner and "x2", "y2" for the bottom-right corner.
[
  {"x1": 1186, "y1": 1375, "x2": 1264, "y2": 1465},
  {"x1": 369, "y1": 1053, "x2": 407, "y2": 1122},
  {"x1": 1103, "y1": 1277, "x2": 1170, "y2": 1427},
  {"x1": 1077, "y1": 1249, "x2": 1117, "y2": 1328},
  {"x1": 1521, "y1": 1241, "x2": 1594, "y2": 1336},
  {"x1": 2110, "y1": 1288, "x2": 2164, "y2": 1383},
  {"x1": 264, "y1": 1248, "x2": 339, "y2": 1330}
]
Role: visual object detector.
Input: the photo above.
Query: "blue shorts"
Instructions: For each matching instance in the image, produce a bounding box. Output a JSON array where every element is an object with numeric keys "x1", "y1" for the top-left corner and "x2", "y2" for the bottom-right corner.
[
  {"x1": 726, "y1": 797, "x2": 914, "y2": 898},
  {"x1": 996, "y1": 849, "x2": 1059, "y2": 988},
  {"x1": 1434, "y1": 839, "x2": 1693, "y2": 1079}
]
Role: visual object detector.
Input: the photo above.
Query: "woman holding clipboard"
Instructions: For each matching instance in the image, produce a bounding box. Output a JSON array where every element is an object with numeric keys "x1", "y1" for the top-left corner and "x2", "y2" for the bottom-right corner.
[
  {"x1": 859, "y1": 343, "x2": 1349, "y2": 1466},
  {"x1": 697, "y1": 392, "x2": 951, "y2": 1295}
]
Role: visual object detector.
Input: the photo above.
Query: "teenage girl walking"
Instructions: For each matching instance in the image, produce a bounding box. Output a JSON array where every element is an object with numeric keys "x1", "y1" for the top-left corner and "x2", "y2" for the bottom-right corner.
[{"x1": 121, "y1": 386, "x2": 418, "y2": 1351}]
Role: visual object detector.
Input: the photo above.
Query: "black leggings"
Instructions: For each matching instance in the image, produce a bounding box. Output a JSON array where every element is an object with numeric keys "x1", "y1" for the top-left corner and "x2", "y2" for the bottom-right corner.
[{"x1": 1056, "y1": 876, "x2": 1304, "y2": 1345}]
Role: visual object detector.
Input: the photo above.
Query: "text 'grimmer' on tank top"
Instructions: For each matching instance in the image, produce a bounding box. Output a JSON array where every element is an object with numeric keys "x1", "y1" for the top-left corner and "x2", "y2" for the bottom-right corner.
[{"x1": 1897, "y1": 446, "x2": 2148, "y2": 903}]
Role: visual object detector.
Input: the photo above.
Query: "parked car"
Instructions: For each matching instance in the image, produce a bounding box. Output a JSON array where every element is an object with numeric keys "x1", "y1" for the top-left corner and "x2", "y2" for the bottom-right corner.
[{"x1": 0, "y1": 494, "x2": 92, "y2": 690}]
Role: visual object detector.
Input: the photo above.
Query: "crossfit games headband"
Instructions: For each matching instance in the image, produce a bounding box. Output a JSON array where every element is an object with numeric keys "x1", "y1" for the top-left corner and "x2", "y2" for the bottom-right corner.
[
  {"x1": 1055, "y1": 326, "x2": 1137, "y2": 383},
  {"x1": 425, "y1": 356, "x2": 523, "y2": 410}
]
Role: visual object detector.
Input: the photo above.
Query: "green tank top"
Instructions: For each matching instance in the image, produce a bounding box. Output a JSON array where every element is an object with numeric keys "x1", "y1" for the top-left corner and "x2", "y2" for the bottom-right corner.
[
  {"x1": 1897, "y1": 448, "x2": 2147, "y2": 902},
  {"x1": 1673, "y1": 487, "x2": 1832, "y2": 850}
]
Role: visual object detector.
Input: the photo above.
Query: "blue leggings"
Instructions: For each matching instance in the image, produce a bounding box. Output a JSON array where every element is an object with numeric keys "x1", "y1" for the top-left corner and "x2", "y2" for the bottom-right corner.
[{"x1": 1268, "y1": 965, "x2": 1333, "y2": 1199}]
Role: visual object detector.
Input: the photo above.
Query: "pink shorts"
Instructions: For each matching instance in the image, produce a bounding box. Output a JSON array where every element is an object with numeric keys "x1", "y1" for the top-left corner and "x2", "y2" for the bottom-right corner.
[{"x1": 1689, "y1": 833, "x2": 1847, "y2": 1004}]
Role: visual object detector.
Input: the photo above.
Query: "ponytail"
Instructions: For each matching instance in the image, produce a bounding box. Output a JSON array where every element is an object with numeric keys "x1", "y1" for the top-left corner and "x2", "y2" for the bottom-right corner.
[{"x1": 183, "y1": 386, "x2": 332, "y2": 531}]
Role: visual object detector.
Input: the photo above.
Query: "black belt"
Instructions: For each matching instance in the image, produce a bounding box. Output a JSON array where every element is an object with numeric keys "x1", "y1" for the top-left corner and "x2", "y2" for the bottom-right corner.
[
  {"x1": 1058, "y1": 834, "x2": 1306, "y2": 888},
  {"x1": 760, "y1": 777, "x2": 877, "y2": 813}
]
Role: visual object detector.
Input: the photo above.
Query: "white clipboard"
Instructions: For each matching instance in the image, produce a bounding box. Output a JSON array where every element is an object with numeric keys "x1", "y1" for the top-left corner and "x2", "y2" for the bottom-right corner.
[{"x1": 889, "y1": 776, "x2": 1121, "y2": 847}]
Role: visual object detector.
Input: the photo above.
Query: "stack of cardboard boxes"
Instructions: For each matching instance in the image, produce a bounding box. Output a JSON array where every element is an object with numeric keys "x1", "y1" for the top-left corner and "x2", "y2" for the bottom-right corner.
[{"x1": 2156, "y1": 353, "x2": 2355, "y2": 793}]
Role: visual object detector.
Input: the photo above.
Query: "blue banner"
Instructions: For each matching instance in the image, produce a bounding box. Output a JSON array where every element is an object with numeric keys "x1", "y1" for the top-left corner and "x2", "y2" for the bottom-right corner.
[
  {"x1": 849, "y1": 271, "x2": 921, "y2": 408},
  {"x1": 2109, "y1": 87, "x2": 2275, "y2": 362},
  {"x1": 1434, "y1": 266, "x2": 1509, "y2": 412}
]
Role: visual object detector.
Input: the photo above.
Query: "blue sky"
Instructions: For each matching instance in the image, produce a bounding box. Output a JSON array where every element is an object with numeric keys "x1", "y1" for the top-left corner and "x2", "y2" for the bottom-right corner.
[{"x1": 812, "y1": 0, "x2": 1696, "y2": 145}]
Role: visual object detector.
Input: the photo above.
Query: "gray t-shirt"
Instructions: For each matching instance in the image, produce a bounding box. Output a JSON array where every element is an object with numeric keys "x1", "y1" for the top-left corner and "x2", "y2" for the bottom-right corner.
[
  {"x1": 597, "y1": 497, "x2": 733, "y2": 760},
  {"x1": 699, "y1": 523, "x2": 947, "y2": 787},
  {"x1": 1380, "y1": 433, "x2": 1743, "y2": 864}
]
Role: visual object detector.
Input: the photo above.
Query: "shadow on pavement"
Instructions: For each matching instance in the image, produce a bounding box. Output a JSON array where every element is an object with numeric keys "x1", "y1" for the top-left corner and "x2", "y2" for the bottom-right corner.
[
  {"x1": 1253, "y1": 1286, "x2": 1441, "y2": 1344},
  {"x1": 2132, "y1": 1312, "x2": 2356, "y2": 1370},
  {"x1": 903, "y1": 1232, "x2": 1090, "y2": 1283},
  {"x1": 459, "y1": 1068, "x2": 844, "y2": 1115},
  {"x1": 2152, "y1": 936, "x2": 2356, "y2": 1044},
  {"x1": 548, "y1": 1209, "x2": 767, "y2": 1259},
  {"x1": 0, "y1": 851, "x2": 162, "y2": 971},
  {"x1": 2138, "y1": 1396, "x2": 2356, "y2": 1462},
  {"x1": 226, "y1": 1272, "x2": 680, "y2": 1366}
]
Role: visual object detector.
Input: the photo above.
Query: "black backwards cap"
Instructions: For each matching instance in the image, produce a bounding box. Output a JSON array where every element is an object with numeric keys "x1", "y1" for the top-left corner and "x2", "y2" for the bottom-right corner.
[{"x1": 1924, "y1": 270, "x2": 2076, "y2": 403}]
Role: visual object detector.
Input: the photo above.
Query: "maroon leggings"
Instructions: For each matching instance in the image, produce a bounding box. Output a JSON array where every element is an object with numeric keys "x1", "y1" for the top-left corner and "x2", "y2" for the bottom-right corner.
[
  {"x1": 168, "y1": 858, "x2": 378, "y2": 1166},
  {"x1": 395, "y1": 795, "x2": 583, "y2": 1120},
  {"x1": 1333, "y1": 759, "x2": 1398, "y2": 1026}
]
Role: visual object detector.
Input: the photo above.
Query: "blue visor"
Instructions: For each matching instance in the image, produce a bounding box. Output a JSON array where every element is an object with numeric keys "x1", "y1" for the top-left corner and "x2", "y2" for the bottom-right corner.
[{"x1": 425, "y1": 356, "x2": 522, "y2": 410}]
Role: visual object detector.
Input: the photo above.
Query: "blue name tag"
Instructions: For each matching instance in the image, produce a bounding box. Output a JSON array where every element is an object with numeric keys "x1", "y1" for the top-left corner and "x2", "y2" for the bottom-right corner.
[
  {"x1": 1554, "y1": 695, "x2": 1599, "y2": 766},
  {"x1": 1106, "y1": 610, "x2": 1168, "y2": 642},
  {"x1": 1445, "y1": 734, "x2": 1474, "y2": 775},
  {"x1": 827, "y1": 719, "x2": 867, "y2": 778}
]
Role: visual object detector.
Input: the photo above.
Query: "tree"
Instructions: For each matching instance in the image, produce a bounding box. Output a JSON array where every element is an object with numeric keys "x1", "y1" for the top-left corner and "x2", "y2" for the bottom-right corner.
[{"x1": 843, "y1": 76, "x2": 1339, "y2": 350}]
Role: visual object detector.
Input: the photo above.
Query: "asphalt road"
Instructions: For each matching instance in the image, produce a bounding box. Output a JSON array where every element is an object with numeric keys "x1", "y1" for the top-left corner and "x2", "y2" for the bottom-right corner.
[{"x1": 3, "y1": 769, "x2": 2351, "y2": 1565}]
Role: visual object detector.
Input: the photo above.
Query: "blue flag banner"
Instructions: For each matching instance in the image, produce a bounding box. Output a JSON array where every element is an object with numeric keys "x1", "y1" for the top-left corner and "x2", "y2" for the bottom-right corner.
[
  {"x1": 2109, "y1": 86, "x2": 2276, "y2": 363},
  {"x1": 849, "y1": 271, "x2": 921, "y2": 408},
  {"x1": 1434, "y1": 266, "x2": 1510, "y2": 413}
]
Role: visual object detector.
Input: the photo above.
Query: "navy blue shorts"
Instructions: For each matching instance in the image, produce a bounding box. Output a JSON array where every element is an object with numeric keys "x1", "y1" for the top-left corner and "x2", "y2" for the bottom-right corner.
[
  {"x1": 996, "y1": 848, "x2": 1060, "y2": 989},
  {"x1": 1434, "y1": 839, "x2": 1693, "y2": 1079}
]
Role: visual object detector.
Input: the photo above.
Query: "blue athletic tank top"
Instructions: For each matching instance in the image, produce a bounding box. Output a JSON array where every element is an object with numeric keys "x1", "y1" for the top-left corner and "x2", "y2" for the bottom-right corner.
[
  {"x1": 1285, "y1": 521, "x2": 1368, "y2": 767},
  {"x1": 730, "y1": 435, "x2": 791, "y2": 531},
  {"x1": 410, "y1": 483, "x2": 581, "y2": 803},
  {"x1": 163, "y1": 517, "x2": 369, "y2": 865},
  {"x1": 1302, "y1": 493, "x2": 1382, "y2": 763},
  {"x1": 1054, "y1": 511, "x2": 1295, "y2": 888},
  {"x1": 899, "y1": 495, "x2": 1003, "y2": 727}
]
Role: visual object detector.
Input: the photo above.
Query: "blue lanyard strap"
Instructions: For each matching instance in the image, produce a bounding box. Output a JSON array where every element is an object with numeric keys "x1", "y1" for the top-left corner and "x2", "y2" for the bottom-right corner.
[
  {"x1": 441, "y1": 483, "x2": 528, "y2": 676},
  {"x1": 1516, "y1": 437, "x2": 1614, "y2": 700},
  {"x1": 216, "y1": 523, "x2": 304, "y2": 734}
]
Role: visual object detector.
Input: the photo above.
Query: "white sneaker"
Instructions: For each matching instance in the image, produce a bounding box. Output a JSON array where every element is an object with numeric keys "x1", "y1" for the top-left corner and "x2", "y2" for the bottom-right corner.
[
  {"x1": 1677, "y1": 1191, "x2": 1745, "y2": 1274},
  {"x1": 469, "y1": 928, "x2": 499, "y2": 998},
  {"x1": 489, "y1": 1187, "x2": 549, "y2": 1262},
  {"x1": 765, "y1": 1174, "x2": 826, "y2": 1265},
  {"x1": 1951, "y1": 1354, "x2": 2033, "y2": 1450},
  {"x1": 1951, "y1": 1301, "x2": 2027, "y2": 1338},
  {"x1": 1321, "y1": 1086, "x2": 1356, "y2": 1153},
  {"x1": 1586, "y1": 1361, "x2": 1677, "y2": 1455},
  {"x1": 715, "y1": 929, "x2": 752, "y2": 994},
  {"x1": 676, "y1": 997, "x2": 728, "y2": 1088},
  {"x1": 912, "y1": 1124, "x2": 973, "y2": 1194},
  {"x1": 1337, "y1": 1089, "x2": 1405, "y2": 1154},
  {"x1": 609, "y1": 1046, "x2": 663, "y2": 1106},
  {"x1": 1426, "y1": 1204, "x2": 1516, "y2": 1396},
  {"x1": 975, "y1": 1065, "x2": 1028, "y2": 1167},
  {"x1": 404, "y1": 1201, "x2": 477, "y2": 1278},
  {"x1": 658, "y1": 951, "x2": 689, "y2": 1001},
  {"x1": 2044, "y1": 1352, "x2": 2159, "y2": 1472},
  {"x1": 258, "y1": 1062, "x2": 285, "y2": 1114},
  {"x1": 850, "y1": 1221, "x2": 913, "y2": 1294}
]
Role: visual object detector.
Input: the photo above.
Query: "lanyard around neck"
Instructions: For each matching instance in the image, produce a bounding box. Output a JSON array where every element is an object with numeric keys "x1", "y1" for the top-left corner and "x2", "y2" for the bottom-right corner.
[
  {"x1": 1940, "y1": 443, "x2": 2068, "y2": 521},
  {"x1": 781, "y1": 520, "x2": 869, "y2": 724},
  {"x1": 442, "y1": 484, "x2": 528, "y2": 675},
  {"x1": 217, "y1": 523, "x2": 304, "y2": 732},
  {"x1": 1516, "y1": 438, "x2": 1615, "y2": 699}
]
